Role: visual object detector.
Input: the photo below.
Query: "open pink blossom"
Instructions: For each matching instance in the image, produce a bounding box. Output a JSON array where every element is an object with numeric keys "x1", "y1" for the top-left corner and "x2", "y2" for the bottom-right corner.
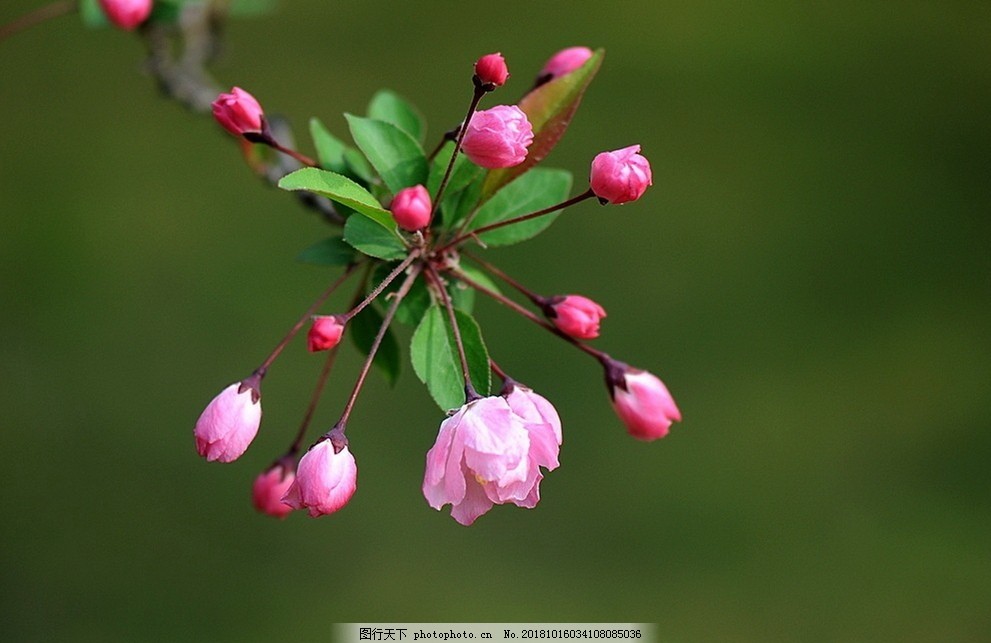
[
  {"x1": 590, "y1": 145, "x2": 652, "y2": 204},
  {"x1": 390, "y1": 184, "x2": 432, "y2": 231},
  {"x1": 607, "y1": 363, "x2": 681, "y2": 440},
  {"x1": 539, "y1": 46, "x2": 593, "y2": 80},
  {"x1": 547, "y1": 294, "x2": 607, "y2": 339},
  {"x1": 307, "y1": 315, "x2": 346, "y2": 352},
  {"x1": 501, "y1": 382, "x2": 563, "y2": 508},
  {"x1": 99, "y1": 0, "x2": 152, "y2": 30},
  {"x1": 211, "y1": 87, "x2": 265, "y2": 137},
  {"x1": 194, "y1": 381, "x2": 262, "y2": 463},
  {"x1": 282, "y1": 441, "x2": 357, "y2": 517},
  {"x1": 252, "y1": 463, "x2": 296, "y2": 519},
  {"x1": 422, "y1": 396, "x2": 531, "y2": 525},
  {"x1": 461, "y1": 105, "x2": 533, "y2": 169},
  {"x1": 474, "y1": 52, "x2": 510, "y2": 88}
]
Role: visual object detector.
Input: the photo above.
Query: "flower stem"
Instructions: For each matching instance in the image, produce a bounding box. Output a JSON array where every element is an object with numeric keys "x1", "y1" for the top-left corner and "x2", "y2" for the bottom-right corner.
[
  {"x1": 462, "y1": 251, "x2": 544, "y2": 306},
  {"x1": 287, "y1": 344, "x2": 341, "y2": 456},
  {"x1": 0, "y1": 0, "x2": 75, "y2": 42},
  {"x1": 266, "y1": 139, "x2": 318, "y2": 168},
  {"x1": 335, "y1": 263, "x2": 423, "y2": 428},
  {"x1": 426, "y1": 264, "x2": 479, "y2": 402},
  {"x1": 256, "y1": 263, "x2": 359, "y2": 374},
  {"x1": 439, "y1": 189, "x2": 595, "y2": 254},
  {"x1": 430, "y1": 85, "x2": 486, "y2": 222},
  {"x1": 343, "y1": 251, "x2": 420, "y2": 322}
]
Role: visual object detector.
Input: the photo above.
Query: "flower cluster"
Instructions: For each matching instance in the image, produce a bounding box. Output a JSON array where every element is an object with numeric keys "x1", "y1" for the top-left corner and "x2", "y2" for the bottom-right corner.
[{"x1": 193, "y1": 47, "x2": 681, "y2": 524}]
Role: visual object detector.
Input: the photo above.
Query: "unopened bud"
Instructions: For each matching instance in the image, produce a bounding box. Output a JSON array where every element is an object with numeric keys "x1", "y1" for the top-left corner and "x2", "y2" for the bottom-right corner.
[
  {"x1": 545, "y1": 295, "x2": 606, "y2": 340},
  {"x1": 461, "y1": 105, "x2": 534, "y2": 169},
  {"x1": 211, "y1": 87, "x2": 265, "y2": 137},
  {"x1": 390, "y1": 185, "x2": 432, "y2": 231},
  {"x1": 474, "y1": 52, "x2": 510, "y2": 89},
  {"x1": 98, "y1": 0, "x2": 152, "y2": 30},
  {"x1": 589, "y1": 145, "x2": 652, "y2": 205},
  {"x1": 307, "y1": 315, "x2": 346, "y2": 352}
]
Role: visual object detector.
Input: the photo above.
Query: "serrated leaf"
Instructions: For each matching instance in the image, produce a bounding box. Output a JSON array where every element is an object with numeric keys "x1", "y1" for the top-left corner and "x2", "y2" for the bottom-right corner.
[
  {"x1": 368, "y1": 90, "x2": 425, "y2": 144},
  {"x1": 345, "y1": 114, "x2": 428, "y2": 194},
  {"x1": 410, "y1": 306, "x2": 491, "y2": 412},
  {"x1": 466, "y1": 168, "x2": 573, "y2": 247},
  {"x1": 344, "y1": 148, "x2": 376, "y2": 185},
  {"x1": 309, "y1": 118, "x2": 347, "y2": 174},
  {"x1": 296, "y1": 236, "x2": 355, "y2": 266},
  {"x1": 442, "y1": 179, "x2": 483, "y2": 230},
  {"x1": 481, "y1": 49, "x2": 604, "y2": 200},
  {"x1": 343, "y1": 214, "x2": 407, "y2": 260},
  {"x1": 349, "y1": 303, "x2": 401, "y2": 386},
  {"x1": 279, "y1": 168, "x2": 394, "y2": 230}
]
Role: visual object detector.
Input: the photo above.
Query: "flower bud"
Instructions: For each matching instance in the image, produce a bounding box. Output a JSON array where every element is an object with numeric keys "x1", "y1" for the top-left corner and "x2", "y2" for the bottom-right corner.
[
  {"x1": 282, "y1": 441, "x2": 357, "y2": 517},
  {"x1": 539, "y1": 47, "x2": 593, "y2": 81},
  {"x1": 211, "y1": 87, "x2": 265, "y2": 137},
  {"x1": 194, "y1": 380, "x2": 262, "y2": 463},
  {"x1": 474, "y1": 52, "x2": 510, "y2": 88},
  {"x1": 605, "y1": 361, "x2": 681, "y2": 440},
  {"x1": 98, "y1": 0, "x2": 152, "y2": 30},
  {"x1": 545, "y1": 295, "x2": 606, "y2": 340},
  {"x1": 461, "y1": 105, "x2": 534, "y2": 169},
  {"x1": 390, "y1": 185, "x2": 432, "y2": 231},
  {"x1": 589, "y1": 145, "x2": 652, "y2": 204},
  {"x1": 252, "y1": 463, "x2": 296, "y2": 519},
  {"x1": 307, "y1": 315, "x2": 346, "y2": 352}
]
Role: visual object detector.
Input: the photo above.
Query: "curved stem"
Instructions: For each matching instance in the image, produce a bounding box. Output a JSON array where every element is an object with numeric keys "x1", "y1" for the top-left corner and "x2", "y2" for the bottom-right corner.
[
  {"x1": 0, "y1": 0, "x2": 75, "y2": 42},
  {"x1": 267, "y1": 139, "x2": 318, "y2": 168},
  {"x1": 335, "y1": 263, "x2": 423, "y2": 428},
  {"x1": 463, "y1": 251, "x2": 543, "y2": 306},
  {"x1": 437, "y1": 189, "x2": 594, "y2": 254},
  {"x1": 256, "y1": 263, "x2": 359, "y2": 373},
  {"x1": 430, "y1": 86, "x2": 485, "y2": 222},
  {"x1": 287, "y1": 345, "x2": 341, "y2": 456},
  {"x1": 343, "y1": 251, "x2": 420, "y2": 322},
  {"x1": 425, "y1": 264, "x2": 479, "y2": 402}
]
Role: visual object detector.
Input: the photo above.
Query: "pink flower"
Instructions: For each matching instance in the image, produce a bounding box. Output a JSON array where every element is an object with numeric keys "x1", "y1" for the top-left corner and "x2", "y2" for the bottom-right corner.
[
  {"x1": 211, "y1": 87, "x2": 265, "y2": 137},
  {"x1": 98, "y1": 0, "x2": 152, "y2": 30},
  {"x1": 501, "y1": 382, "x2": 562, "y2": 508},
  {"x1": 546, "y1": 295, "x2": 607, "y2": 339},
  {"x1": 422, "y1": 396, "x2": 531, "y2": 526},
  {"x1": 194, "y1": 380, "x2": 262, "y2": 463},
  {"x1": 282, "y1": 441, "x2": 357, "y2": 517},
  {"x1": 606, "y1": 363, "x2": 681, "y2": 440},
  {"x1": 390, "y1": 185, "x2": 432, "y2": 231},
  {"x1": 589, "y1": 145, "x2": 653, "y2": 204},
  {"x1": 252, "y1": 463, "x2": 296, "y2": 519},
  {"x1": 474, "y1": 52, "x2": 510, "y2": 88},
  {"x1": 307, "y1": 315, "x2": 346, "y2": 352},
  {"x1": 539, "y1": 46, "x2": 593, "y2": 80},
  {"x1": 461, "y1": 105, "x2": 534, "y2": 169}
]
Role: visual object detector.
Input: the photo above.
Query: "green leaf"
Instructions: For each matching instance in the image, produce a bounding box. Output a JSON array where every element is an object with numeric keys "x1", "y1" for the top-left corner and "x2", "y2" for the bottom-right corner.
[
  {"x1": 309, "y1": 118, "x2": 347, "y2": 174},
  {"x1": 368, "y1": 262, "x2": 432, "y2": 326},
  {"x1": 296, "y1": 236, "x2": 355, "y2": 266},
  {"x1": 349, "y1": 303, "x2": 401, "y2": 386},
  {"x1": 410, "y1": 306, "x2": 491, "y2": 412},
  {"x1": 79, "y1": 0, "x2": 108, "y2": 27},
  {"x1": 442, "y1": 179, "x2": 483, "y2": 230},
  {"x1": 278, "y1": 168, "x2": 394, "y2": 229},
  {"x1": 345, "y1": 114, "x2": 428, "y2": 194},
  {"x1": 467, "y1": 168, "x2": 573, "y2": 247},
  {"x1": 481, "y1": 49, "x2": 604, "y2": 200},
  {"x1": 344, "y1": 148, "x2": 376, "y2": 185},
  {"x1": 427, "y1": 141, "x2": 483, "y2": 197},
  {"x1": 450, "y1": 263, "x2": 501, "y2": 313},
  {"x1": 343, "y1": 214, "x2": 406, "y2": 260},
  {"x1": 367, "y1": 90, "x2": 425, "y2": 144}
]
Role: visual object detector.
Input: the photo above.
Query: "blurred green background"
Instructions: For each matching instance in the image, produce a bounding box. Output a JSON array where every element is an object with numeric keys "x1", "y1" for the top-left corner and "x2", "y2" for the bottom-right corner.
[{"x1": 1, "y1": 1, "x2": 989, "y2": 641}]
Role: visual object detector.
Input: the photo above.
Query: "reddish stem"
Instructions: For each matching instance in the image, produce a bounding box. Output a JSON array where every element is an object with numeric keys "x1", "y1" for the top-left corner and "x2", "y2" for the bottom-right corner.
[{"x1": 0, "y1": 0, "x2": 75, "y2": 42}]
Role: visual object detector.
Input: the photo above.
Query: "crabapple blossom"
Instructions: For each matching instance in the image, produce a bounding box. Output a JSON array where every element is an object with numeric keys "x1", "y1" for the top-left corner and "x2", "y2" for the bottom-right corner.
[
  {"x1": 307, "y1": 315, "x2": 346, "y2": 352},
  {"x1": 474, "y1": 52, "x2": 510, "y2": 88},
  {"x1": 501, "y1": 382, "x2": 562, "y2": 508},
  {"x1": 461, "y1": 105, "x2": 533, "y2": 169},
  {"x1": 547, "y1": 295, "x2": 607, "y2": 339},
  {"x1": 194, "y1": 381, "x2": 262, "y2": 463},
  {"x1": 539, "y1": 46, "x2": 593, "y2": 80},
  {"x1": 211, "y1": 87, "x2": 265, "y2": 137},
  {"x1": 608, "y1": 364, "x2": 681, "y2": 440},
  {"x1": 390, "y1": 185, "x2": 432, "y2": 231},
  {"x1": 282, "y1": 441, "x2": 357, "y2": 517},
  {"x1": 252, "y1": 463, "x2": 296, "y2": 519},
  {"x1": 590, "y1": 145, "x2": 652, "y2": 204},
  {"x1": 98, "y1": 0, "x2": 152, "y2": 30}
]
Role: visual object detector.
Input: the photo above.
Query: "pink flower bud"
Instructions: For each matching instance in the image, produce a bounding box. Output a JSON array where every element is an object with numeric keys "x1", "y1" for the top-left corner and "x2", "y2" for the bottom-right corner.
[
  {"x1": 546, "y1": 295, "x2": 606, "y2": 340},
  {"x1": 461, "y1": 105, "x2": 534, "y2": 169},
  {"x1": 282, "y1": 441, "x2": 357, "y2": 517},
  {"x1": 607, "y1": 364, "x2": 681, "y2": 441},
  {"x1": 251, "y1": 463, "x2": 296, "y2": 519},
  {"x1": 98, "y1": 0, "x2": 152, "y2": 30},
  {"x1": 474, "y1": 52, "x2": 510, "y2": 88},
  {"x1": 423, "y1": 396, "x2": 532, "y2": 526},
  {"x1": 307, "y1": 315, "x2": 346, "y2": 352},
  {"x1": 539, "y1": 46, "x2": 593, "y2": 80},
  {"x1": 194, "y1": 381, "x2": 262, "y2": 463},
  {"x1": 390, "y1": 185, "x2": 432, "y2": 231},
  {"x1": 211, "y1": 87, "x2": 265, "y2": 137},
  {"x1": 589, "y1": 145, "x2": 653, "y2": 204}
]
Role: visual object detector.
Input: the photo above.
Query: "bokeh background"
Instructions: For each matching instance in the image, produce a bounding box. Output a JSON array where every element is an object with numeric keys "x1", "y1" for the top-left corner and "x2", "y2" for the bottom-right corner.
[{"x1": 1, "y1": 1, "x2": 989, "y2": 641}]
